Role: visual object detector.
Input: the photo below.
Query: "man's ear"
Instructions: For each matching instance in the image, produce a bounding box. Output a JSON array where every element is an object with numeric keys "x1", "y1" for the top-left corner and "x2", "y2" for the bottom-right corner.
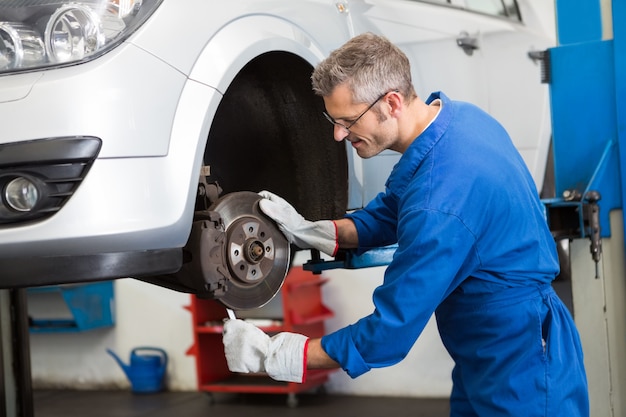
[{"x1": 385, "y1": 90, "x2": 403, "y2": 118}]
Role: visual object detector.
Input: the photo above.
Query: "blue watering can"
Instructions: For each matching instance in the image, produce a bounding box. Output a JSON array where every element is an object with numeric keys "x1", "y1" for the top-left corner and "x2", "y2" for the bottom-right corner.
[{"x1": 107, "y1": 347, "x2": 168, "y2": 394}]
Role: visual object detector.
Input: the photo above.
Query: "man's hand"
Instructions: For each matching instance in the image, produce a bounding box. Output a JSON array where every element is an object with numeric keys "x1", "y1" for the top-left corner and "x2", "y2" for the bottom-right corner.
[
  {"x1": 222, "y1": 319, "x2": 309, "y2": 383},
  {"x1": 258, "y1": 190, "x2": 338, "y2": 256},
  {"x1": 222, "y1": 318, "x2": 269, "y2": 374}
]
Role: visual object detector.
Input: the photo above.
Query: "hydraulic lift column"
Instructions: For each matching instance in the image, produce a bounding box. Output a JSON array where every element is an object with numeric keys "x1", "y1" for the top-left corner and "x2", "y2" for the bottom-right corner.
[
  {"x1": 0, "y1": 289, "x2": 34, "y2": 417},
  {"x1": 546, "y1": 1, "x2": 626, "y2": 416}
]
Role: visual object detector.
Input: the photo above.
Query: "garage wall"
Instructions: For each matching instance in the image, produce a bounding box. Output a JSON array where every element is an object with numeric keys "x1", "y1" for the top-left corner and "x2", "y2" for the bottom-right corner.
[
  {"x1": 28, "y1": 254, "x2": 453, "y2": 397},
  {"x1": 29, "y1": 279, "x2": 197, "y2": 391},
  {"x1": 321, "y1": 266, "x2": 454, "y2": 397}
]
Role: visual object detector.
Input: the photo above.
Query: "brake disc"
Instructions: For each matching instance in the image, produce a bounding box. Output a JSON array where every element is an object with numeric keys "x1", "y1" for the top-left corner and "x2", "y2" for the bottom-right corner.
[{"x1": 210, "y1": 191, "x2": 290, "y2": 309}]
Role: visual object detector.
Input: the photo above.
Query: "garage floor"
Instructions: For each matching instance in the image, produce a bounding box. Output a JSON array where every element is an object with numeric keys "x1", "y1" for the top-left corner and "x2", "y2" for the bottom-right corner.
[{"x1": 33, "y1": 390, "x2": 450, "y2": 417}]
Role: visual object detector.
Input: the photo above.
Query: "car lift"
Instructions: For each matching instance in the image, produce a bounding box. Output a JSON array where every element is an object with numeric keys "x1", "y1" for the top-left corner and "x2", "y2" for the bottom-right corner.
[
  {"x1": 0, "y1": 290, "x2": 33, "y2": 417},
  {"x1": 543, "y1": 1, "x2": 626, "y2": 415}
]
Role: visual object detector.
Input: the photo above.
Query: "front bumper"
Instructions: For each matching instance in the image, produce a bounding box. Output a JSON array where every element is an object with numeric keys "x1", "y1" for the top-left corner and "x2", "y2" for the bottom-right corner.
[
  {"x1": 0, "y1": 249, "x2": 182, "y2": 288},
  {"x1": 0, "y1": 38, "x2": 221, "y2": 287},
  {"x1": 0, "y1": 136, "x2": 101, "y2": 224},
  {"x1": 0, "y1": 153, "x2": 194, "y2": 287}
]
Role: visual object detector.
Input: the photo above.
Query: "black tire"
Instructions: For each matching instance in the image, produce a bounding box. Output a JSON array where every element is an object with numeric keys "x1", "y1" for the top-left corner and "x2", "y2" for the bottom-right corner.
[{"x1": 205, "y1": 52, "x2": 348, "y2": 221}]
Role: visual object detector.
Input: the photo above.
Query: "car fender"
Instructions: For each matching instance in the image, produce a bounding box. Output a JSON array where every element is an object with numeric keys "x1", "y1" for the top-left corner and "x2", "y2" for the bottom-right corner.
[{"x1": 188, "y1": 14, "x2": 331, "y2": 93}]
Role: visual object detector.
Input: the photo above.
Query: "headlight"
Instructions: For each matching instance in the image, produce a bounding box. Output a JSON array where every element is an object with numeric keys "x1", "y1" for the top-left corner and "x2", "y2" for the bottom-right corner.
[{"x1": 0, "y1": 0, "x2": 163, "y2": 75}]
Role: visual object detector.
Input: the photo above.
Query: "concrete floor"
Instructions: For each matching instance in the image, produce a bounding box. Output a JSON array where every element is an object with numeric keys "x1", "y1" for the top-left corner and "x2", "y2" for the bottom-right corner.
[{"x1": 33, "y1": 390, "x2": 450, "y2": 417}]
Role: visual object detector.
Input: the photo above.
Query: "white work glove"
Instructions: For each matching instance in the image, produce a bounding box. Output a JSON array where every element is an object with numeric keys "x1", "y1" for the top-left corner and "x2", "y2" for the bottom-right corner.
[
  {"x1": 222, "y1": 319, "x2": 309, "y2": 383},
  {"x1": 258, "y1": 190, "x2": 338, "y2": 256}
]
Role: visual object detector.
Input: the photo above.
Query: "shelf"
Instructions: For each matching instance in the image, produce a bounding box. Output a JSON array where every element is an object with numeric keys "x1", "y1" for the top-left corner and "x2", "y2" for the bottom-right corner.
[
  {"x1": 195, "y1": 319, "x2": 285, "y2": 334},
  {"x1": 285, "y1": 277, "x2": 329, "y2": 290},
  {"x1": 27, "y1": 281, "x2": 115, "y2": 332},
  {"x1": 290, "y1": 305, "x2": 333, "y2": 325}
]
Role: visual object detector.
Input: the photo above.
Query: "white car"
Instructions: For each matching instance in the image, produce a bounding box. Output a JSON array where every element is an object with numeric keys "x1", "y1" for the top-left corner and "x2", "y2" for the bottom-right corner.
[{"x1": 0, "y1": 0, "x2": 554, "y2": 307}]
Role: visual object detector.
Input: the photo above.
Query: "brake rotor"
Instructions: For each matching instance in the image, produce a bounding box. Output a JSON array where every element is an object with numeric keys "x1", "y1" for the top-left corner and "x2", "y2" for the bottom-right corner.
[{"x1": 210, "y1": 191, "x2": 290, "y2": 310}]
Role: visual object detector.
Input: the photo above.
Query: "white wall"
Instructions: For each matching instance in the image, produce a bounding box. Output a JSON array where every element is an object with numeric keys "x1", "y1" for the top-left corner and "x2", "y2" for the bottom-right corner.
[
  {"x1": 29, "y1": 258, "x2": 453, "y2": 397},
  {"x1": 29, "y1": 279, "x2": 197, "y2": 391},
  {"x1": 321, "y1": 266, "x2": 454, "y2": 397}
]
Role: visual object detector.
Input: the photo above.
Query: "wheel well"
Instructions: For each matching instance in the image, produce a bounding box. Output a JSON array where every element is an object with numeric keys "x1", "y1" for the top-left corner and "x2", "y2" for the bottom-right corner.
[{"x1": 205, "y1": 52, "x2": 348, "y2": 220}]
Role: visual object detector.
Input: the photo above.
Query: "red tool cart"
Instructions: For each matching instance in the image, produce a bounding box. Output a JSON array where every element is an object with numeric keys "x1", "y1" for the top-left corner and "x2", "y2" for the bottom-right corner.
[{"x1": 186, "y1": 266, "x2": 336, "y2": 407}]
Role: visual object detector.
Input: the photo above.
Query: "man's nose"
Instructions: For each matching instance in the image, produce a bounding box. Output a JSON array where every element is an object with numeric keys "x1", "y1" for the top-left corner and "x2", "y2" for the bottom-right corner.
[{"x1": 333, "y1": 125, "x2": 349, "y2": 142}]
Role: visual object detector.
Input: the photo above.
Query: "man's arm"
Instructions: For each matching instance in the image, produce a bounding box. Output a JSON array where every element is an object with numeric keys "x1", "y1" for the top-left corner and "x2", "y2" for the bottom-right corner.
[
  {"x1": 335, "y1": 218, "x2": 359, "y2": 249},
  {"x1": 307, "y1": 338, "x2": 340, "y2": 369}
]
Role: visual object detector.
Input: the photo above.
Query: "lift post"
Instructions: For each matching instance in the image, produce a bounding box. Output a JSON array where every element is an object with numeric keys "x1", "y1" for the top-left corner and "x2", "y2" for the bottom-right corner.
[
  {"x1": 548, "y1": 0, "x2": 626, "y2": 235},
  {"x1": 547, "y1": 2, "x2": 626, "y2": 415}
]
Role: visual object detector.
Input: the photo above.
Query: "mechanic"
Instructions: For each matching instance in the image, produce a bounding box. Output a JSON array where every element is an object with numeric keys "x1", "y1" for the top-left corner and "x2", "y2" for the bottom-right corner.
[{"x1": 222, "y1": 33, "x2": 589, "y2": 416}]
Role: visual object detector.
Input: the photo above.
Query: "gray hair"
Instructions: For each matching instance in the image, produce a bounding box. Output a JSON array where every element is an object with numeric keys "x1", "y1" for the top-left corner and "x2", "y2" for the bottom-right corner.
[{"x1": 311, "y1": 33, "x2": 416, "y2": 104}]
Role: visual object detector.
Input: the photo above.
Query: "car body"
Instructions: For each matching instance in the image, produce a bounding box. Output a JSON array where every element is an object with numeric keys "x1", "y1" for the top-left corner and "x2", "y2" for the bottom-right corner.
[{"x1": 0, "y1": 0, "x2": 554, "y2": 291}]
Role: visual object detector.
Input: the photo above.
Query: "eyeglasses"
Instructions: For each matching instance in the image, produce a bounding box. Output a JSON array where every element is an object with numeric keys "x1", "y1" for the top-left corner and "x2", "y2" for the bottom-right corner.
[{"x1": 323, "y1": 89, "x2": 399, "y2": 133}]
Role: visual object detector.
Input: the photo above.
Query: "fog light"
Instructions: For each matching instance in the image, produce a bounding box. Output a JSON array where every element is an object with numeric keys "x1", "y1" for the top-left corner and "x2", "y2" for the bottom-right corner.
[
  {"x1": 4, "y1": 177, "x2": 40, "y2": 212},
  {"x1": 44, "y1": 4, "x2": 105, "y2": 63}
]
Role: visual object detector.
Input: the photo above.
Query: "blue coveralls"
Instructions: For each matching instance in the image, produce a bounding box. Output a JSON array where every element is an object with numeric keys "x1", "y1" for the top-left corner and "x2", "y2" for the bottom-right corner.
[{"x1": 321, "y1": 92, "x2": 589, "y2": 416}]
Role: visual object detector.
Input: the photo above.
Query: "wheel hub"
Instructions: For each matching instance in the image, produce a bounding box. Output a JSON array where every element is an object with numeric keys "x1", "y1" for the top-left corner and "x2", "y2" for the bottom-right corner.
[
  {"x1": 226, "y1": 217, "x2": 278, "y2": 286},
  {"x1": 152, "y1": 191, "x2": 290, "y2": 310}
]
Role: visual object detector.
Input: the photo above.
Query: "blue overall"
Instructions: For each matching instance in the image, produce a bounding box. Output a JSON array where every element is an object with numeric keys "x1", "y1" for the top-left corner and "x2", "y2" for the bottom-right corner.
[{"x1": 321, "y1": 92, "x2": 588, "y2": 416}]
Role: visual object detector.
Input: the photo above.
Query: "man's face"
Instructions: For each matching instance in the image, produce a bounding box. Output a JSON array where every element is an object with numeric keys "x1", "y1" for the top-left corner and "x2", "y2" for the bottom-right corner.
[{"x1": 323, "y1": 84, "x2": 398, "y2": 159}]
